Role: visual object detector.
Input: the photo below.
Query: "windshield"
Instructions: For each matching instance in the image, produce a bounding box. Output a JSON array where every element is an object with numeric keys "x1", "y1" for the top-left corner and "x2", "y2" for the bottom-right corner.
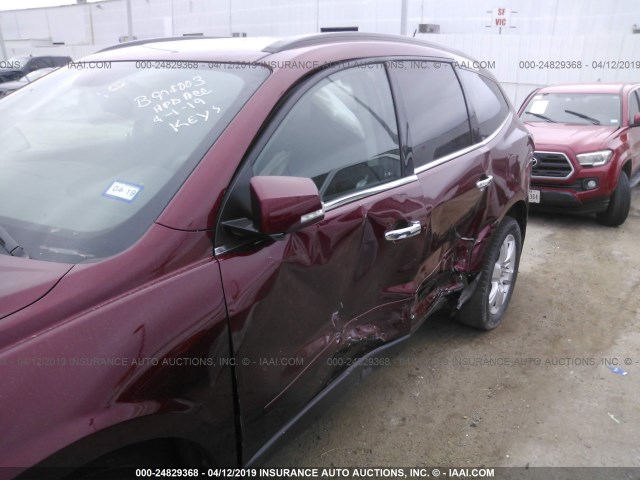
[
  {"x1": 0, "y1": 61, "x2": 269, "y2": 263},
  {"x1": 521, "y1": 92, "x2": 621, "y2": 126},
  {"x1": 23, "y1": 68, "x2": 54, "y2": 83}
]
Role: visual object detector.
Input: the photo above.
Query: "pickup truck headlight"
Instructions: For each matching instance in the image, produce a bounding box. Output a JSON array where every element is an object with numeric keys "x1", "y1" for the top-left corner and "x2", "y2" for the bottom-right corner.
[{"x1": 576, "y1": 150, "x2": 613, "y2": 167}]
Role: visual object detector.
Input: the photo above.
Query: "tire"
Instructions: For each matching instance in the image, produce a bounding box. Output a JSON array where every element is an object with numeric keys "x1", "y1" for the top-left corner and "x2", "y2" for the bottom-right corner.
[
  {"x1": 62, "y1": 441, "x2": 188, "y2": 480},
  {"x1": 596, "y1": 171, "x2": 631, "y2": 227},
  {"x1": 456, "y1": 216, "x2": 522, "y2": 330}
]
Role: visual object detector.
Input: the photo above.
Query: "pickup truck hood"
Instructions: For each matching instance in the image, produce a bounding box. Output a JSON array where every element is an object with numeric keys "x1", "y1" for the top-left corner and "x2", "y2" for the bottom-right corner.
[
  {"x1": 0, "y1": 255, "x2": 72, "y2": 319},
  {"x1": 525, "y1": 122, "x2": 618, "y2": 152}
]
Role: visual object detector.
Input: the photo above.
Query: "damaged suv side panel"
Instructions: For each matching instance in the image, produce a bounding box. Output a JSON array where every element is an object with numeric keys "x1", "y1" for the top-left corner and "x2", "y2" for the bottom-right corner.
[
  {"x1": 214, "y1": 54, "x2": 531, "y2": 462},
  {"x1": 0, "y1": 34, "x2": 531, "y2": 476}
]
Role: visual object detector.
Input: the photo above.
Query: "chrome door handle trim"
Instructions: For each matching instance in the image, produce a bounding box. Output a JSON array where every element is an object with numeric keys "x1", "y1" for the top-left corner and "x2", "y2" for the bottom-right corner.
[
  {"x1": 476, "y1": 175, "x2": 494, "y2": 191},
  {"x1": 385, "y1": 221, "x2": 422, "y2": 241}
]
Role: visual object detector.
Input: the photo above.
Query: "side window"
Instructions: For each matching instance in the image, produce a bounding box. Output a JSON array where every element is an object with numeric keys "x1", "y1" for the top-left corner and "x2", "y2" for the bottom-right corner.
[
  {"x1": 53, "y1": 57, "x2": 70, "y2": 67},
  {"x1": 253, "y1": 65, "x2": 401, "y2": 202},
  {"x1": 458, "y1": 69, "x2": 510, "y2": 140},
  {"x1": 25, "y1": 60, "x2": 37, "y2": 73},
  {"x1": 628, "y1": 90, "x2": 640, "y2": 124},
  {"x1": 28, "y1": 58, "x2": 50, "y2": 72},
  {"x1": 393, "y1": 61, "x2": 472, "y2": 167}
]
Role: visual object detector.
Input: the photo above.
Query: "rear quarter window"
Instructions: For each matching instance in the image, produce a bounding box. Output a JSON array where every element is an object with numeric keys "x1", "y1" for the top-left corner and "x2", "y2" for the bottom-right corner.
[
  {"x1": 391, "y1": 61, "x2": 472, "y2": 168},
  {"x1": 458, "y1": 69, "x2": 510, "y2": 140}
]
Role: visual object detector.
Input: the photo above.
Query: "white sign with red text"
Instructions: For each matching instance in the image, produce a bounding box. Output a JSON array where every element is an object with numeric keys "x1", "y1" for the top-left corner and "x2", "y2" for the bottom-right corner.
[{"x1": 492, "y1": 7, "x2": 511, "y2": 28}]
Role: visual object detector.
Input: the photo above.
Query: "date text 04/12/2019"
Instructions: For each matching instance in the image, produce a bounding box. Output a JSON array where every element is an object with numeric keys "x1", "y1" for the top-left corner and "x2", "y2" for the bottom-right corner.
[
  {"x1": 519, "y1": 60, "x2": 640, "y2": 69},
  {"x1": 134, "y1": 468, "x2": 495, "y2": 478}
]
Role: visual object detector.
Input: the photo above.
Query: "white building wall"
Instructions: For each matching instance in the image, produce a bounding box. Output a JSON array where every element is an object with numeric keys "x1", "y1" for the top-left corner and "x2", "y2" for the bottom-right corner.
[
  {"x1": 231, "y1": 0, "x2": 317, "y2": 36},
  {"x1": 428, "y1": 33, "x2": 640, "y2": 105},
  {"x1": 173, "y1": 0, "x2": 231, "y2": 37},
  {"x1": 1, "y1": 0, "x2": 639, "y2": 104},
  {"x1": 8, "y1": 9, "x2": 50, "y2": 39},
  {"x1": 91, "y1": 1, "x2": 128, "y2": 45},
  {"x1": 47, "y1": 5, "x2": 91, "y2": 44},
  {"x1": 411, "y1": 0, "x2": 639, "y2": 35}
]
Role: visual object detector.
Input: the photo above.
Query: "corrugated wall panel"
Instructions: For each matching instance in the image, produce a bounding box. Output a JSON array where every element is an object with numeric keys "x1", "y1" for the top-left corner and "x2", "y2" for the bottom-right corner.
[
  {"x1": 233, "y1": 0, "x2": 318, "y2": 36},
  {"x1": 429, "y1": 34, "x2": 640, "y2": 104},
  {"x1": 47, "y1": 5, "x2": 90, "y2": 45},
  {"x1": 9, "y1": 10, "x2": 49, "y2": 39},
  {"x1": 128, "y1": 0, "x2": 172, "y2": 39},
  {"x1": 172, "y1": 0, "x2": 218, "y2": 37},
  {"x1": 1, "y1": 0, "x2": 639, "y2": 106},
  {"x1": 90, "y1": 1, "x2": 128, "y2": 45}
]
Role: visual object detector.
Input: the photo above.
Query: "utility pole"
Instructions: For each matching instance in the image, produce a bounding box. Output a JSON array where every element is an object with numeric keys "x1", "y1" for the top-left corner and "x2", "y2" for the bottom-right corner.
[
  {"x1": 400, "y1": 0, "x2": 408, "y2": 36},
  {"x1": 126, "y1": 0, "x2": 133, "y2": 41}
]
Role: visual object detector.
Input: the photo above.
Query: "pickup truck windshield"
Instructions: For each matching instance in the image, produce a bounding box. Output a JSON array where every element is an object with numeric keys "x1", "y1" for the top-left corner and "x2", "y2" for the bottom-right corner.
[
  {"x1": 0, "y1": 62, "x2": 269, "y2": 263},
  {"x1": 521, "y1": 93, "x2": 621, "y2": 126}
]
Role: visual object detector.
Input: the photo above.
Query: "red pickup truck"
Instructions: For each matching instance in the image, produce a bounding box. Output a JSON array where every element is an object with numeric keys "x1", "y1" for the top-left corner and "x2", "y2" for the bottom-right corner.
[{"x1": 519, "y1": 83, "x2": 640, "y2": 226}]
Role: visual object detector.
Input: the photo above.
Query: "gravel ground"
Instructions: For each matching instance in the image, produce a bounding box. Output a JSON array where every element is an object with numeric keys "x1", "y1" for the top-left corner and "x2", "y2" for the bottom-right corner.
[{"x1": 267, "y1": 188, "x2": 640, "y2": 478}]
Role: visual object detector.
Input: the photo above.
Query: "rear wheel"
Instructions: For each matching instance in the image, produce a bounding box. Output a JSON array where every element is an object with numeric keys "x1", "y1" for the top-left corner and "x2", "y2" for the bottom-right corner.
[
  {"x1": 456, "y1": 217, "x2": 522, "y2": 330},
  {"x1": 596, "y1": 171, "x2": 631, "y2": 227}
]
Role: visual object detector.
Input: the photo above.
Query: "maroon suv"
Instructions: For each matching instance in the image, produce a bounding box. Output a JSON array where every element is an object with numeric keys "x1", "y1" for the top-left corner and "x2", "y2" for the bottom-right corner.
[
  {"x1": 0, "y1": 34, "x2": 531, "y2": 478},
  {"x1": 519, "y1": 83, "x2": 640, "y2": 226}
]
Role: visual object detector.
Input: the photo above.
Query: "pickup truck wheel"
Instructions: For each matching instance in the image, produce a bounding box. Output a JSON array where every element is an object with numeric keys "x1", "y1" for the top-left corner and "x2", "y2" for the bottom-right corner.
[
  {"x1": 456, "y1": 217, "x2": 522, "y2": 330},
  {"x1": 596, "y1": 171, "x2": 631, "y2": 227}
]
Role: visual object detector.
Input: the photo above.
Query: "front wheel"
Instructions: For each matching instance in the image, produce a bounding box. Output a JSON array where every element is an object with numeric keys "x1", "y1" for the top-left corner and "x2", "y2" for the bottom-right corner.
[
  {"x1": 456, "y1": 216, "x2": 522, "y2": 330},
  {"x1": 596, "y1": 171, "x2": 631, "y2": 227}
]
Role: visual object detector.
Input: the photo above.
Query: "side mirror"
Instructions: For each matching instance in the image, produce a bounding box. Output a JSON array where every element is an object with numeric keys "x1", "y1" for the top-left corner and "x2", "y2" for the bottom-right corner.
[
  {"x1": 250, "y1": 176, "x2": 324, "y2": 235},
  {"x1": 632, "y1": 113, "x2": 640, "y2": 127}
]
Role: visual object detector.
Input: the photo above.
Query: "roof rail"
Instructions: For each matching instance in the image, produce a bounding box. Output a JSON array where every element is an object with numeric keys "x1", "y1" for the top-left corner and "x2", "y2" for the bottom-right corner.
[
  {"x1": 97, "y1": 36, "x2": 224, "y2": 53},
  {"x1": 262, "y1": 32, "x2": 450, "y2": 54}
]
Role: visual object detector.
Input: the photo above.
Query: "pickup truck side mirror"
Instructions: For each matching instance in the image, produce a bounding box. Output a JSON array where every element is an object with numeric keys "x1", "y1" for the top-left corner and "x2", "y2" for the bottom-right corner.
[{"x1": 632, "y1": 113, "x2": 640, "y2": 127}]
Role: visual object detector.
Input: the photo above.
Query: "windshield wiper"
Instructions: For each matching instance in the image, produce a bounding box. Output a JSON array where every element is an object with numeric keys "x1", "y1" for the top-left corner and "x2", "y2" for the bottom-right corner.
[
  {"x1": 0, "y1": 225, "x2": 29, "y2": 258},
  {"x1": 564, "y1": 109, "x2": 601, "y2": 125},
  {"x1": 525, "y1": 111, "x2": 556, "y2": 123}
]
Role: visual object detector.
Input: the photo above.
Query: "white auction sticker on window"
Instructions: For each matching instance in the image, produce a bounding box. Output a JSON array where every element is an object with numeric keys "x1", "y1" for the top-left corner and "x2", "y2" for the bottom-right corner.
[
  {"x1": 103, "y1": 181, "x2": 143, "y2": 202},
  {"x1": 529, "y1": 100, "x2": 548, "y2": 114}
]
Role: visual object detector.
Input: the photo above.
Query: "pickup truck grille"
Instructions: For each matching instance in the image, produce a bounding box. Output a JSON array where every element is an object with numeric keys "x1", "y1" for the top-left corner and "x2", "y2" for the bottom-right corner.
[{"x1": 532, "y1": 151, "x2": 573, "y2": 178}]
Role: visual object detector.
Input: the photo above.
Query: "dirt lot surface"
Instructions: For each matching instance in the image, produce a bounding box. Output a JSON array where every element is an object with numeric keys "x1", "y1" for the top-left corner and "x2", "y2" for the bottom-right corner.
[{"x1": 267, "y1": 188, "x2": 640, "y2": 478}]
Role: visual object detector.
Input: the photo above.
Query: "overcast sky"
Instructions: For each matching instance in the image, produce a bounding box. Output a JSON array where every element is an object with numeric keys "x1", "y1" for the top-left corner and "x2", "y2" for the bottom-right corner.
[{"x1": 0, "y1": 0, "x2": 100, "y2": 11}]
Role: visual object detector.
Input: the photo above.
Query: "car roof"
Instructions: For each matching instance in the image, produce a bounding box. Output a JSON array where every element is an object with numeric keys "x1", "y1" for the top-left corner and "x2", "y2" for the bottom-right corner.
[
  {"x1": 86, "y1": 33, "x2": 481, "y2": 70},
  {"x1": 93, "y1": 37, "x2": 277, "y2": 63},
  {"x1": 536, "y1": 83, "x2": 640, "y2": 95}
]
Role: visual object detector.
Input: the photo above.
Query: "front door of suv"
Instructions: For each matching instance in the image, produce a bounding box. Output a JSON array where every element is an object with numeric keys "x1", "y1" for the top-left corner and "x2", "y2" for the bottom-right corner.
[{"x1": 215, "y1": 63, "x2": 429, "y2": 461}]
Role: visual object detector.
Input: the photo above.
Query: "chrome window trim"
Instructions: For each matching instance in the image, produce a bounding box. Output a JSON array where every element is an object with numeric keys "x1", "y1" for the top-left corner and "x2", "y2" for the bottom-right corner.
[
  {"x1": 531, "y1": 150, "x2": 574, "y2": 180},
  {"x1": 323, "y1": 174, "x2": 419, "y2": 211},
  {"x1": 413, "y1": 112, "x2": 512, "y2": 175},
  {"x1": 215, "y1": 238, "x2": 262, "y2": 257},
  {"x1": 300, "y1": 205, "x2": 325, "y2": 224},
  {"x1": 214, "y1": 175, "x2": 419, "y2": 256}
]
